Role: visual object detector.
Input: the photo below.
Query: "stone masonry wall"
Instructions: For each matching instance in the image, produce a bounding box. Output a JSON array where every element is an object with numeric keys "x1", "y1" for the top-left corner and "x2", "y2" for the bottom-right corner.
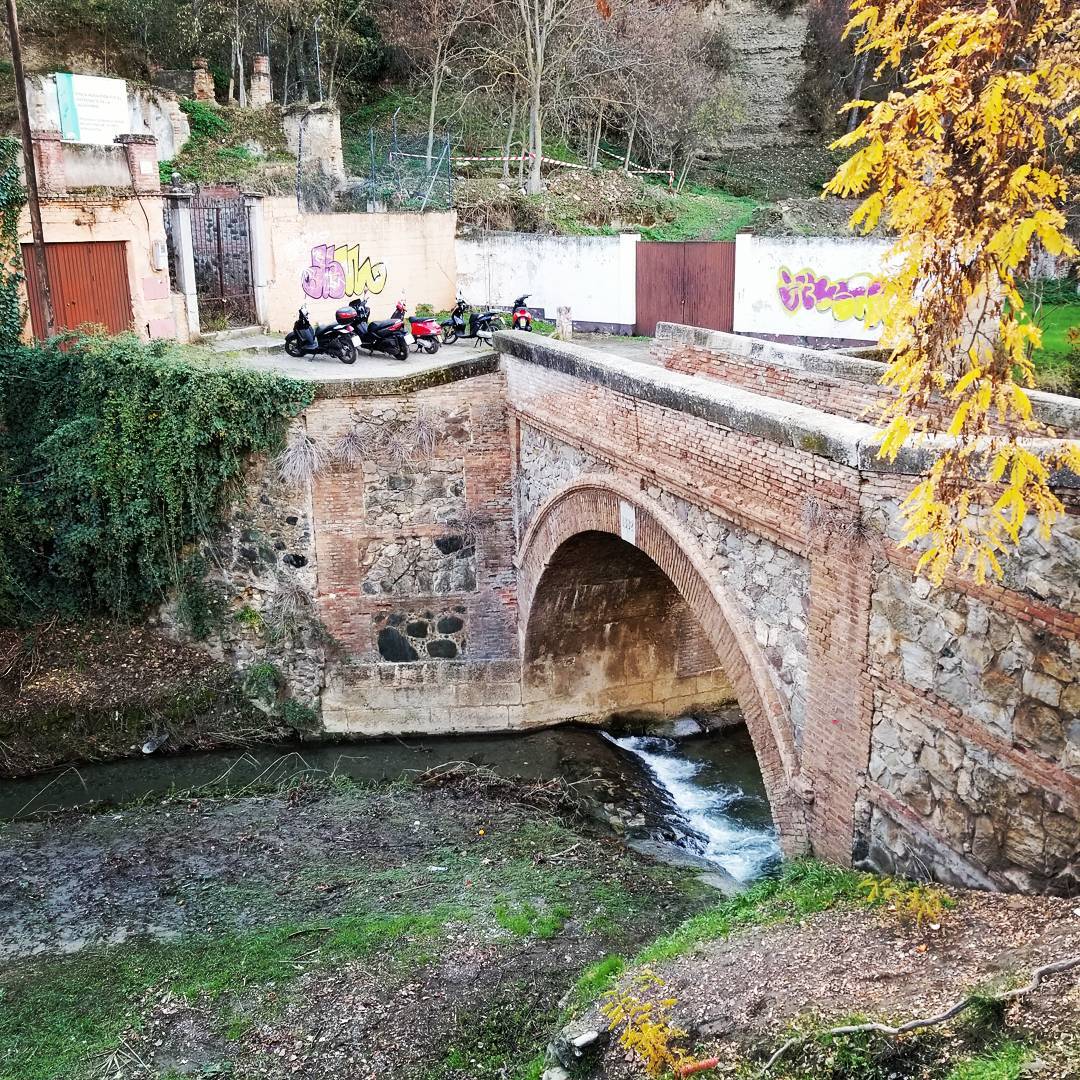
[{"x1": 308, "y1": 372, "x2": 521, "y2": 733}]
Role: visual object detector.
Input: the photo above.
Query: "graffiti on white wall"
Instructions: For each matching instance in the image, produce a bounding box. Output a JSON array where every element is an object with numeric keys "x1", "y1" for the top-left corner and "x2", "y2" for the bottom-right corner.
[
  {"x1": 302, "y1": 243, "x2": 387, "y2": 300},
  {"x1": 734, "y1": 234, "x2": 892, "y2": 342},
  {"x1": 777, "y1": 267, "x2": 886, "y2": 329}
]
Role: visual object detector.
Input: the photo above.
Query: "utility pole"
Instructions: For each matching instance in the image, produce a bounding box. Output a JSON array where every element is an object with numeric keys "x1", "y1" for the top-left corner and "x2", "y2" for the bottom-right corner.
[{"x1": 4, "y1": 0, "x2": 54, "y2": 336}]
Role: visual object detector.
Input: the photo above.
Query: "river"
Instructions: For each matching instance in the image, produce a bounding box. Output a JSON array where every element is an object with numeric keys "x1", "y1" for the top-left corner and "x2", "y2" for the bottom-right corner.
[{"x1": 1, "y1": 716, "x2": 780, "y2": 883}]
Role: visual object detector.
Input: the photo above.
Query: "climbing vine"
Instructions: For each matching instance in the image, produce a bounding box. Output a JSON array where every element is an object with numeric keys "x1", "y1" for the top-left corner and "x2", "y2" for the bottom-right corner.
[
  {"x1": 0, "y1": 333, "x2": 313, "y2": 624},
  {"x1": 0, "y1": 136, "x2": 26, "y2": 348}
]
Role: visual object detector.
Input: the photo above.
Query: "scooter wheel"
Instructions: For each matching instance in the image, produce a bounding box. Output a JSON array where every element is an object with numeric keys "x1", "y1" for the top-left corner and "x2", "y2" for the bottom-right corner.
[
  {"x1": 442, "y1": 328, "x2": 458, "y2": 345},
  {"x1": 395, "y1": 339, "x2": 409, "y2": 362},
  {"x1": 284, "y1": 336, "x2": 304, "y2": 358},
  {"x1": 330, "y1": 337, "x2": 357, "y2": 365},
  {"x1": 423, "y1": 338, "x2": 440, "y2": 355}
]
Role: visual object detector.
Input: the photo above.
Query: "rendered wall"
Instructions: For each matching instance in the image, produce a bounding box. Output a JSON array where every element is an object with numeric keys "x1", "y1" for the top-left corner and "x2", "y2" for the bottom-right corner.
[
  {"x1": 456, "y1": 230, "x2": 639, "y2": 333},
  {"x1": 19, "y1": 196, "x2": 183, "y2": 341},
  {"x1": 733, "y1": 233, "x2": 893, "y2": 344},
  {"x1": 260, "y1": 199, "x2": 457, "y2": 333}
]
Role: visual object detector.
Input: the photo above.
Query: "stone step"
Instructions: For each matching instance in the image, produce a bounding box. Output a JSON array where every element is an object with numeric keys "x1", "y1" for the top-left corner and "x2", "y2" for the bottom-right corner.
[
  {"x1": 208, "y1": 334, "x2": 286, "y2": 355},
  {"x1": 201, "y1": 325, "x2": 267, "y2": 343}
]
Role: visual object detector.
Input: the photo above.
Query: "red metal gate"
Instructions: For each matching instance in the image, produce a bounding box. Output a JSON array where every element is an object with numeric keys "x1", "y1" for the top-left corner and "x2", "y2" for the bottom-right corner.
[
  {"x1": 635, "y1": 241, "x2": 736, "y2": 336},
  {"x1": 22, "y1": 241, "x2": 133, "y2": 339}
]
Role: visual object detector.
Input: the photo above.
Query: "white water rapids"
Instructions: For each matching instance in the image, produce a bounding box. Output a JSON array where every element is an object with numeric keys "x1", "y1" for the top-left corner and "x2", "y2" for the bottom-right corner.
[{"x1": 607, "y1": 733, "x2": 781, "y2": 882}]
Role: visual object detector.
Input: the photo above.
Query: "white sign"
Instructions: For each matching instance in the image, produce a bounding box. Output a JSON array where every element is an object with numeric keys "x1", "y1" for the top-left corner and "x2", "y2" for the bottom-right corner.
[
  {"x1": 55, "y1": 73, "x2": 129, "y2": 145},
  {"x1": 733, "y1": 234, "x2": 893, "y2": 342}
]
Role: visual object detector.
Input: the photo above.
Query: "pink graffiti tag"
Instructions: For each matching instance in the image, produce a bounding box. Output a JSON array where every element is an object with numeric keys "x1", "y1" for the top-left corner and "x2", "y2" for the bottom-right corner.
[
  {"x1": 777, "y1": 266, "x2": 886, "y2": 327},
  {"x1": 301, "y1": 244, "x2": 388, "y2": 300},
  {"x1": 301, "y1": 244, "x2": 347, "y2": 300}
]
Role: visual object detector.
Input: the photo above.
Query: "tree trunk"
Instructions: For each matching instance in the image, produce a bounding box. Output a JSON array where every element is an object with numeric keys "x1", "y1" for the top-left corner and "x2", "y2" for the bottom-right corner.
[
  {"x1": 526, "y1": 79, "x2": 543, "y2": 194},
  {"x1": 426, "y1": 45, "x2": 445, "y2": 170},
  {"x1": 677, "y1": 151, "x2": 695, "y2": 193},
  {"x1": 502, "y1": 94, "x2": 517, "y2": 180},
  {"x1": 517, "y1": 112, "x2": 527, "y2": 185},
  {"x1": 846, "y1": 53, "x2": 869, "y2": 134},
  {"x1": 623, "y1": 110, "x2": 637, "y2": 174},
  {"x1": 591, "y1": 107, "x2": 603, "y2": 168}
]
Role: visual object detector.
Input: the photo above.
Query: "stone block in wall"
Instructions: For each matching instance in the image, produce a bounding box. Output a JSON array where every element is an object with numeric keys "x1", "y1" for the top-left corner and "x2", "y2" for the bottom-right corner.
[
  {"x1": 360, "y1": 535, "x2": 477, "y2": 598},
  {"x1": 870, "y1": 563, "x2": 1080, "y2": 761},
  {"x1": 363, "y1": 460, "x2": 466, "y2": 529}
]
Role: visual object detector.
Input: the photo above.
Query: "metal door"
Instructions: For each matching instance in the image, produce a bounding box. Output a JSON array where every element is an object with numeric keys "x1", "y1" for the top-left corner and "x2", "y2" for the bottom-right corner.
[
  {"x1": 189, "y1": 187, "x2": 256, "y2": 329},
  {"x1": 635, "y1": 241, "x2": 736, "y2": 336},
  {"x1": 22, "y1": 240, "x2": 133, "y2": 339}
]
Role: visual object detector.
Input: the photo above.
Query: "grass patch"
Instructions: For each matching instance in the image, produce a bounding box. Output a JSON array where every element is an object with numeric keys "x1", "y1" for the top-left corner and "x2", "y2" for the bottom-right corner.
[
  {"x1": 0, "y1": 910, "x2": 445, "y2": 1080},
  {"x1": 636, "y1": 859, "x2": 863, "y2": 966},
  {"x1": 640, "y1": 184, "x2": 759, "y2": 242},
  {"x1": 945, "y1": 1041, "x2": 1030, "y2": 1080},
  {"x1": 494, "y1": 899, "x2": 572, "y2": 938}
]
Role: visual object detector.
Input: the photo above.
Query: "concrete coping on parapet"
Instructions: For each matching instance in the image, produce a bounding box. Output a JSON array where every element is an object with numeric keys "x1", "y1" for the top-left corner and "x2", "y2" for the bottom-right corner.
[
  {"x1": 655, "y1": 321, "x2": 1080, "y2": 437},
  {"x1": 494, "y1": 330, "x2": 1080, "y2": 484},
  {"x1": 307, "y1": 350, "x2": 499, "y2": 399}
]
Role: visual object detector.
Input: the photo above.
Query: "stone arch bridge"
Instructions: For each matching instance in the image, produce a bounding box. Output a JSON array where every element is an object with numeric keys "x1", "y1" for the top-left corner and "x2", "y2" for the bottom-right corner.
[{"x1": 207, "y1": 326, "x2": 1080, "y2": 894}]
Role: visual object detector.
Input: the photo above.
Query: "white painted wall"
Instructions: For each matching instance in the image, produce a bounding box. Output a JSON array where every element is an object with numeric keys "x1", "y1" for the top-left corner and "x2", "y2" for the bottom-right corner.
[
  {"x1": 733, "y1": 233, "x2": 893, "y2": 342},
  {"x1": 456, "y1": 231, "x2": 639, "y2": 332}
]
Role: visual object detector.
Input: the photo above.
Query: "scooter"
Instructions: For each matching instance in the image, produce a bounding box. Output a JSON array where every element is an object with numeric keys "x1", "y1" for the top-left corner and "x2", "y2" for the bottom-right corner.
[
  {"x1": 284, "y1": 305, "x2": 357, "y2": 364},
  {"x1": 512, "y1": 294, "x2": 534, "y2": 331},
  {"x1": 350, "y1": 294, "x2": 410, "y2": 361},
  {"x1": 394, "y1": 299, "x2": 441, "y2": 354},
  {"x1": 440, "y1": 296, "x2": 505, "y2": 345}
]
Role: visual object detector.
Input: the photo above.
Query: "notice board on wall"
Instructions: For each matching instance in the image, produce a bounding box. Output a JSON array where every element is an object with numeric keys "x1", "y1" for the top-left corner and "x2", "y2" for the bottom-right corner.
[{"x1": 55, "y1": 73, "x2": 129, "y2": 144}]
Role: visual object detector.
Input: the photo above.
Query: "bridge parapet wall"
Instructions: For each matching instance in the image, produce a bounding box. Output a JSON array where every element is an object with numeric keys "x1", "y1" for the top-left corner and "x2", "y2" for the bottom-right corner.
[{"x1": 654, "y1": 322, "x2": 1080, "y2": 438}]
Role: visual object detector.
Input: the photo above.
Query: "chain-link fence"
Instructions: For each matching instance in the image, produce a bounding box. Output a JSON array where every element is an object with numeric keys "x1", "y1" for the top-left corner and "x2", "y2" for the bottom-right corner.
[{"x1": 348, "y1": 114, "x2": 454, "y2": 212}]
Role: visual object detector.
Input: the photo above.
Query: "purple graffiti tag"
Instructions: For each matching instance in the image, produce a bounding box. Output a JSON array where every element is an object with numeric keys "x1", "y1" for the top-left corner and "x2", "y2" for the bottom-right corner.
[{"x1": 301, "y1": 244, "x2": 346, "y2": 300}]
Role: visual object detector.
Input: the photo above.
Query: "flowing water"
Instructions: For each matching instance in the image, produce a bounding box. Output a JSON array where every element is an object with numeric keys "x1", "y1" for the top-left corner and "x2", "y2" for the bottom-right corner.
[
  {"x1": 606, "y1": 732, "x2": 780, "y2": 882},
  {"x1": 1, "y1": 718, "x2": 780, "y2": 882}
]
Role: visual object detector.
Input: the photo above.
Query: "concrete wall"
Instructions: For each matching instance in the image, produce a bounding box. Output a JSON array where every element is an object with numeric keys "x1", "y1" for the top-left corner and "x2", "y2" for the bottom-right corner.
[
  {"x1": 734, "y1": 233, "x2": 893, "y2": 344},
  {"x1": 19, "y1": 196, "x2": 185, "y2": 342},
  {"x1": 456, "y1": 230, "x2": 639, "y2": 333},
  {"x1": 260, "y1": 199, "x2": 457, "y2": 332},
  {"x1": 59, "y1": 143, "x2": 133, "y2": 189}
]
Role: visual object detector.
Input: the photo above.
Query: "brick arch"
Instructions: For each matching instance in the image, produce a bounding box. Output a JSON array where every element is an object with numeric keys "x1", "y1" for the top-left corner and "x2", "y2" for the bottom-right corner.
[{"x1": 518, "y1": 474, "x2": 810, "y2": 856}]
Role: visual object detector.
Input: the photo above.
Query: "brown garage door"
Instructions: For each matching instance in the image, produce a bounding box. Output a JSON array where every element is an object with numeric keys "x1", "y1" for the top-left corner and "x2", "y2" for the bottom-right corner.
[
  {"x1": 635, "y1": 241, "x2": 736, "y2": 336},
  {"x1": 22, "y1": 241, "x2": 133, "y2": 339}
]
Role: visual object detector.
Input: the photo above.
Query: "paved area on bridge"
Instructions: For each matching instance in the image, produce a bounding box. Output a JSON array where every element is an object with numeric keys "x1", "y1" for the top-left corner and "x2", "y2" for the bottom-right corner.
[
  {"x1": 211, "y1": 336, "x2": 495, "y2": 382},
  {"x1": 572, "y1": 333, "x2": 657, "y2": 365},
  {"x1": 207, "y1": 332, "x2": 655, "y2": 382}
]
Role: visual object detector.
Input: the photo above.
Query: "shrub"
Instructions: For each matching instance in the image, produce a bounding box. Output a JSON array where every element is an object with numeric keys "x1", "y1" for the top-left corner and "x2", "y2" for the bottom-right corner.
[{"x1": 0, "y1": 334, "x2": 313, "y2": 624}]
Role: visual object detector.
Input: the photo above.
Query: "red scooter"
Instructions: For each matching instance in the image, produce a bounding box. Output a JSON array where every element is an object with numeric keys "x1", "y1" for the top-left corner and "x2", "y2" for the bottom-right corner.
[
  {"x1": 394, "y1": 299, "x2": 442, "y2": 354},
  {"x1": 512, "y1": 294, "x2": 533, "y2": 331}
]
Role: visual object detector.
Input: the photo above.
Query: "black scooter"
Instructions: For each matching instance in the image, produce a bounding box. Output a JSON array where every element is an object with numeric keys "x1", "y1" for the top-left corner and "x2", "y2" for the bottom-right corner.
[
  {"x1": 440, "y1": 296, "x2": 504, "y2": 345},
  {"x1": 350, "y1": 295, "x2": 410, "y2": 361},
  {"x1": 284, "y1": 306, "x2": 357, "y2": 364}
]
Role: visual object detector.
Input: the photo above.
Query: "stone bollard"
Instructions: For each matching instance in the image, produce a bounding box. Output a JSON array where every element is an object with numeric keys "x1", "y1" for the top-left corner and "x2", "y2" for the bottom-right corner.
[{"x1": 555, "y1": 305, "x2": 572, "y2": 341}]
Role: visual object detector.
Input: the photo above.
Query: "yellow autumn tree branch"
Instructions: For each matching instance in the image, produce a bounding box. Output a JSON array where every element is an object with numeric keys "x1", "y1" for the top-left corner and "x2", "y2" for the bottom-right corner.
[{"x1": 826, "y1": 0, "x2": 1080, "y2": 584}]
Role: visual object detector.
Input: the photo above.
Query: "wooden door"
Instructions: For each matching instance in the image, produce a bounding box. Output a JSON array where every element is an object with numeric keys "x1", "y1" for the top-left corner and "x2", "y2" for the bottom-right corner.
[
  {"x1": 635, "y1": 240, "x2": 736, "y2": 336},
  {"x1": 22, "y1": 240, "x2": 133, "y2": 339}
]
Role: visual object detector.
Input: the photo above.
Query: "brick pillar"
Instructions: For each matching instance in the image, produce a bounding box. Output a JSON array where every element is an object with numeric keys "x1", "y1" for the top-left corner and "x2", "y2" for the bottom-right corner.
[
  {"x1": 115, "y1": 134, "x2": 161, "y2": 193},
  {"x1": 192, "y1": 57, "x2": 215, "y2": 102},
  {"x1": 31, "y1": 129, "x2": 66, "y2": 195},
  {"x1": 250, "y1": 54, "x2": 272, "y2": 107},
  {"x1": 801, "y1": 535, "x2": 876, "y2": 864}
]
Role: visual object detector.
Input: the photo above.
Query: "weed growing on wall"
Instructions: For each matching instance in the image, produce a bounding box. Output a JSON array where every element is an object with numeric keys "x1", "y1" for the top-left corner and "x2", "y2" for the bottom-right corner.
[{"x1": 0, "y1": 334, "x2": 313, "y2": 624}]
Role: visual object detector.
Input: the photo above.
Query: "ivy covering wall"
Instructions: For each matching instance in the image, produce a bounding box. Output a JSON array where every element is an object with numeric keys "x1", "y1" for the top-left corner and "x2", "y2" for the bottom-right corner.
[
  {"x1": 0, "y1": 334, "x2": 314, "y2": 624},
  {"x1": 0, "y1": 136, "x2": 25, "y2": 347}
]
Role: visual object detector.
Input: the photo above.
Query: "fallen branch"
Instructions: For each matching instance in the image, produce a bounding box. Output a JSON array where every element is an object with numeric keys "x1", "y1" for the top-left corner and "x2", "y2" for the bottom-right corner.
[{"x1": 760, "y1": 954, "x2": 1080, "y2": 1076}]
